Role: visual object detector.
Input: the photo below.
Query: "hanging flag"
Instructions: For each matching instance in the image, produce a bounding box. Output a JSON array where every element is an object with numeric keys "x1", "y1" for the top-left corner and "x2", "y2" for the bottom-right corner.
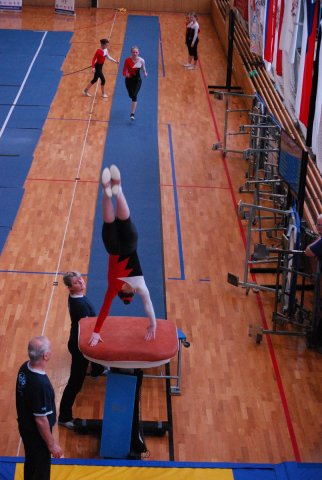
[
  {"x1": 274, "y1": 0, "x2": 284, "y2": 76},
  {"x1": 311, "y1": 20, "x2": 322, "y2": 174},
  {"x1": 298, "y1": 0, "x2": 319, "y2": 127},
  {"x1": 306, "y1": 19, "x2": 321, "y2": 146},
  {"x1": 263, "y1": 0, "x2": 279, "y2": 69},
  {"x1": 279, "y1": 0, "x2": 302, "y2": 118},
  {"x1": 249, "y1": 0, "x2": 265, "y2": 56}
]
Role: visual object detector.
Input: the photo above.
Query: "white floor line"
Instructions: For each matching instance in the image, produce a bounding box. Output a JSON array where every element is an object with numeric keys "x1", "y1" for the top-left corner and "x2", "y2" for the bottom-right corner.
[
  {"x1": 41, "y1": 11, "x2": 118, "y2": 335},
  {"x1": 16, "y1": 14, "x2": 119, "y2": 458},
  {"x1": 0, "y1": 31, "x2": 48, "y2": 140}
]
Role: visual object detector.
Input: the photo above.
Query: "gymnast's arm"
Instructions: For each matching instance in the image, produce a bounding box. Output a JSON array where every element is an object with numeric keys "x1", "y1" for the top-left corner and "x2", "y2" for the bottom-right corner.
[
  {"x1": 91, "y1": 49, "x2": 99, "y2": 70},
  {"x1": 88, "y1": 287, "x2": 117, "y2": 346},
  {"x1": 191, "y1": 23, "x2": 199, "y2": 46},
  {"x1": 103, "y1": 48, "x2": 119, "y2": 64},
  {"x1": 141, "y1": 58, "x2": 148, "y2": 77},
  {"x1": 122, "y1": 58, "x2": 130, "y2": 76},
  {"x1": 136, "y1": 281, "x2": 157, "y2": 341}
]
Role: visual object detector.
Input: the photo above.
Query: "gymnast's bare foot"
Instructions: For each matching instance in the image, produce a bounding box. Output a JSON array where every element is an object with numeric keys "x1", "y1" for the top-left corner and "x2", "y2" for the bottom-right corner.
[
  {"x1": 101, "y1": 167, "x2": 112, "y2": 198},
  {"x1": 110, "y1": 164, "x2": 121, "y2": 196}
]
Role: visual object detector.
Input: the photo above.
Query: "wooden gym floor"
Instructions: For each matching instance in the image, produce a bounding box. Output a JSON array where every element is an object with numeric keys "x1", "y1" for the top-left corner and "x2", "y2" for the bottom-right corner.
[{"x1": 0, "y1": 6, "x2": 322, "y2": 464}]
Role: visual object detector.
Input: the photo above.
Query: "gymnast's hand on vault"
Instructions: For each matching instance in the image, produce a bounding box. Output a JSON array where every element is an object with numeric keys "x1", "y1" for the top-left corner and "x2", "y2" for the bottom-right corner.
[
  {"x1": 88, "y1": 332, "x2": 103, "y2": 347},
  {"x1": 145, "y1": 324, "x2": 156, "y2": 341}
]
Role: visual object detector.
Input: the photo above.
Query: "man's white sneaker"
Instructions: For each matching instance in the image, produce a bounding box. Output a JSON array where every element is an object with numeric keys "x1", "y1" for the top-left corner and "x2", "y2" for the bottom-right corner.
[
  {"x1": 110, "y1": 164, "x2": 121, "y2": 196},
  {"x1": 83, "y1": 89, "x2": 92, "y2": 97},
  {"x1": 101, "y1": 167, "x2": 112, "y2": 198},
  {"x1": 58, "y1": 419, "x2": 75, "y2": 430},
  {"x1": 187, "y1": 65, "x2": 197, "y2": 70},
  {"x1": 183, "y1": 63, "x2": 192, "y2": 67},
  {"x1": 102, "y1": 93, "x2": 108, "y2": 98}
]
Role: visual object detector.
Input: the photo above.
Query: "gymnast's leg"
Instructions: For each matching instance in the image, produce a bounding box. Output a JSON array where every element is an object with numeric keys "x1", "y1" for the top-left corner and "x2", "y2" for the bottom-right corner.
[{"x1": 110, "y1": 165, "x2": 130, "y2": 220}]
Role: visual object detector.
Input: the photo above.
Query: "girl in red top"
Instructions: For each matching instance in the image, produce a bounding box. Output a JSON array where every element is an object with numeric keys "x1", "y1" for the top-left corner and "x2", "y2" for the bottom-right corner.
[
  {"x1": 83, "y1": 38, "x2": 119, "y2": 98},
  {"x1": 122, "y1": 46, "x2": 148, "y2": 120},
  {"x1": 89, "y1": 165, "x2": 156, "y2": 347}
]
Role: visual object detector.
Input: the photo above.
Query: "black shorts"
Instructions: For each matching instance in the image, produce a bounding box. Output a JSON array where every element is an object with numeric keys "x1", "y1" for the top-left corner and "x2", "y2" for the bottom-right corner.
[
  {"x1": 91, "y1": 63, "x2": 105, "y2": 86},
  {"x1": 125, "y1": 76, "x2": 142, "y2": 101},
  {"x1": 187, "y1": 38, "x2": 199, "y2": 60},
  {"x1": 102, "y1": 217, "x2": 138, "y2": 255}
]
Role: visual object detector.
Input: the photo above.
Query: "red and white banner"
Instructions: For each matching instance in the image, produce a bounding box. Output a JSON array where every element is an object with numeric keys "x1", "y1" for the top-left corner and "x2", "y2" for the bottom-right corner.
[
  {"x1": 0, "y1": 0, "x2": 22, "y2": 11},
  {"x1": 55, "y1": 0, "x2": 75, "y2": 16}
]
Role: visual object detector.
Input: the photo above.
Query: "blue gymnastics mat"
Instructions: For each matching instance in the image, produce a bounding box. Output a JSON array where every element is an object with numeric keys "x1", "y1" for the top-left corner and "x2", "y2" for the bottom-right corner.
[
  {"x1": 0, "y1": 54, "x2": 34, "y2": 86},
  {"x1": 0, "y1": 227, "x2": 11, "y2": 255},
  {"x1": 1, "y1": 458, "x2": 322, "y2": 480},
  {"x1": 0, "y1": 155, "x2": 33, "y2": 188},
  {"x1": 87, "y1": 15, "x2": 165, "y2": 319},
  {"x1": 0, "y1": 128, "x2": 43, "y2": 156},
  {"x1": 0, "y1": 187, "x2": 24, "y2": 228},
  {"x1": 6, "y1": 105, "x2": 50, "y2": 129},
  {"x1": 0, "y1": 29, "x2": 72, "y2": 254}
]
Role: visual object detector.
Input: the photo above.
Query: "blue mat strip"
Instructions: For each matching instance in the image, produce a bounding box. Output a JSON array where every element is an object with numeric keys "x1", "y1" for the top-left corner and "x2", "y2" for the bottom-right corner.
[
  {"x1": 87, "y1": 15, "x2": 165, "y2": 319},
  {"x1": 1, "y1": 457, "x2": 322, "y2": 480},
  {"x1": 0, "y1": 29, "x2": 72, "y2": 255}
]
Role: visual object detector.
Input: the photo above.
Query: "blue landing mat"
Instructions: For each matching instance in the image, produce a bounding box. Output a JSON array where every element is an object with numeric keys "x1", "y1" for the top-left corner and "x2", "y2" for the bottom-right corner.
[
  {"x1": 0, "y1": 155, "x2": 32, "y2": 187},
  {"x1": 39, "y1": 31, "x2": 73, "y2": 56},
  {"x1": 0, "y1": 105, "x2": 11, "y2": 124},
  {"x1": 1, "y1": 458, "x2": 322, "y2": 480},
  {"x1": 0, "y1": 29, "x2": 47, "y2": 54},
  {"x1": 87, "y1": 15, "x2": 164, "y2": 319},
  {"x1": 0, "y1": 226, "x2": 11, "y2": 254},
  {"x1": 0, "y1": 86, "x2": 18, "y2": 105},
  {"x1": 0, "y1": 29, "x2": 72, "y2": 255},
  {"x1": 0, "y1": 128, "x2": 43, "y2": 156},
  {"x1": 0, "y1": 54, "x2": 35, "y2": 86},
  {"x1": 6, "y1": 105, "x2": 50, "y2": 129},
  {"x1": 0, "y1": 188, "x2": 24, "y2": 228}
]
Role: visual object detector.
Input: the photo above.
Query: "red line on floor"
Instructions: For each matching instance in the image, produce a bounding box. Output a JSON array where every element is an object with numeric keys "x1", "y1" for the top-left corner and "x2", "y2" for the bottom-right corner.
[{"x1": 198, "y1": 55, "x2": 301, "y2": 462}]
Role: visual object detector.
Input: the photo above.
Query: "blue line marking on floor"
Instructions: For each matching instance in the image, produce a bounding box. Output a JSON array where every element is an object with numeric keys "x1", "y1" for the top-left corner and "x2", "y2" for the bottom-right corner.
[{"x1": 167, "y1": 123, "x2": 185, "y2": 281}]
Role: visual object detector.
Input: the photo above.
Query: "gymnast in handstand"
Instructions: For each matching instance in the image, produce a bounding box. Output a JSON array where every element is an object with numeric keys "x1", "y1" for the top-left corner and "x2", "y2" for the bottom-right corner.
[{"x1": 89, "y1": 165, "x2": 157, "y2": 347}]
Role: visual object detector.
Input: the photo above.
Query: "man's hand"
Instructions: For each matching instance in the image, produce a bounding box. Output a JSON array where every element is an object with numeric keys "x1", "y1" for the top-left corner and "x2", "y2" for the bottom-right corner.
[
  {"x1": 50, "y1": 442, "x2": 63, "y2": 458},
  {"x1": 145, "y1": 324, "x2": 156, "y2": 341},
  {"x1": 89, "y1": 332, "x2": 103, "y2": 347}
]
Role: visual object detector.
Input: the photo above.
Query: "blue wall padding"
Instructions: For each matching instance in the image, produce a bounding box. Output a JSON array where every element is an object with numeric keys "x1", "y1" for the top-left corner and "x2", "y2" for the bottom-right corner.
[
  {"x1": 87, "y1": 15, "x2": 165, "y2": 319},
  {"x1": 100, "y1": 373, "x2": 137, "y2": 458},
  {"x1": 0, "y1": 188, "x2": 24, "y2": 227}
]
